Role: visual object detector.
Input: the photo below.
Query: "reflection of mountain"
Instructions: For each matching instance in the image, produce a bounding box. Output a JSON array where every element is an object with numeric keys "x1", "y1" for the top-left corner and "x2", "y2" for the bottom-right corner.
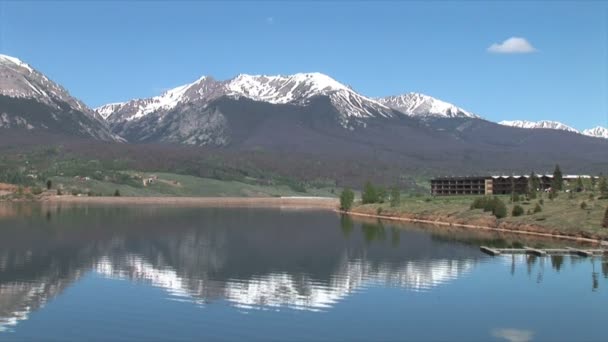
[
  {"x1": 94, "y1": 254, "x2": 475, "y2": 312},
  {"x1": 0, "y1": 248, "x2": 91, "y2": 332},
  {"x1": 0, "y1": 205, "x2": 483, "y2": 330}
]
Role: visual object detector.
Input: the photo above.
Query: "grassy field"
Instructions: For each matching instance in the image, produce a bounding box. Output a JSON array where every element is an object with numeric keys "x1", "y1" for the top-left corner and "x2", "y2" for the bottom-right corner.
[
  {"x1": 354, "y1": 192, "x2": 608, "y2": 238},
  {"x1": 48, "y1": 172, "x2": 338, "y2": 198}
]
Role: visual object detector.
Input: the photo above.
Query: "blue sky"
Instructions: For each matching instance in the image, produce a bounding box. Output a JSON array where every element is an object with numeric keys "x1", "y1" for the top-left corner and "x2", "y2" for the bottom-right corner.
[{"x1": 0, "y1": 1, "x2": 606, "y2": 129}]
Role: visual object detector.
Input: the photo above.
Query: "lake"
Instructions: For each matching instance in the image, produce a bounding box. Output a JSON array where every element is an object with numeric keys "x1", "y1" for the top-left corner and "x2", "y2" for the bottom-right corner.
[{"x1": 0, "y1": 203, "x2": 606, "y2": 341}]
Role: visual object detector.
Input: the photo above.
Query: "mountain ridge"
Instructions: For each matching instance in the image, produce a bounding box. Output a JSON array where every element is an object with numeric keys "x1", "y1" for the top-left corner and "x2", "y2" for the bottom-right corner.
[{"x1": 0, "y1": 54, "x2": 120, "y2": 141}]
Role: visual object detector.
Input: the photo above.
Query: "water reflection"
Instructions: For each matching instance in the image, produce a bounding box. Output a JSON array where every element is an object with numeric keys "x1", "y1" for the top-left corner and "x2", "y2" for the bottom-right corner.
[
  {"x1": 0, "y1": 204, "x2": 485, "y2": 331},
  {"x1": 0, "y1": 203, "x2": 604, "y2": 336}
]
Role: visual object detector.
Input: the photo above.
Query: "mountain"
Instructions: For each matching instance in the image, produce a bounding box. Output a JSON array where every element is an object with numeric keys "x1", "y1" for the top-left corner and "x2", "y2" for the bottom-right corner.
[
  {"x1": 97, "y1": 73, "x2": 402, "y2": 145},
  {"x1": 499, "y1": 120, "x2": 580, "y2": 133},
  {"x1": 0, "y1": 54, "x2": 118, "y2": 141},
  {"x1": 583, "y1": 126, "x2": 608, "y2": 139},
  {"x1": 97, "y1": 73, "x2": 397, "y2": 126},
  {"x1": 377, "y1": 93, "x2": 478, "y2": 119}
]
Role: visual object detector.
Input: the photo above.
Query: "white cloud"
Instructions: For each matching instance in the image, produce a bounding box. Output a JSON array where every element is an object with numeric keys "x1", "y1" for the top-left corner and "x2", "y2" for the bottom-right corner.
[{"x1": 487, "y1": 37, "x2": 537, "y2": 54}]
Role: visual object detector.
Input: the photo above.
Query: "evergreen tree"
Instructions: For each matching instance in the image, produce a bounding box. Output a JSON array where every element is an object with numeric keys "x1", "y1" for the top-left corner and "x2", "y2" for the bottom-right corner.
[
  {"x1": 46, "y1": 179, "x2": 52, "y2": 190},
  {"x1": 603, "y1": 206, "x2": 608, "y2": 228},
  {"x1": 339, "y1": 188, "x2": 355, "y2": 211},
  {"x1": 599, "y1": 176, "x2": 608, "y2": 199},
  {"x1": 376, "y1": 186, "x2": 387, "y2": 204},
  {"x1": 361, "y1": 181, "x2": 378, "y2": 204},
  {"x1": 390, "y1": 187, "x2": 401, "y2": 207},
  {"x1": 114, "y1": 189, "x2": 121, "y2": 197},
  {"x1": 576, "y1": 177, "x2": 584, "y2": 191},
  {"x1": 528, "y1": 172, "x2": 539, "y2": 199},
  {"x1": 552, "y1": 164, "x2": 563, "y2": 191}
]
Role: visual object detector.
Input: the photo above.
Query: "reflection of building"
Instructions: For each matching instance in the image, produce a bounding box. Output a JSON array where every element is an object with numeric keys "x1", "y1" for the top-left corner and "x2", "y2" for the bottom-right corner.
[{"x1": 431, "y1": 174, "x2": 590, "y2": 196}]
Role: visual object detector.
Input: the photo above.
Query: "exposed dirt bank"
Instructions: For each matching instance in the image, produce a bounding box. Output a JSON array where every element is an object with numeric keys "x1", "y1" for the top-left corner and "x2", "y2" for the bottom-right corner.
[{"x1": 344, "y1": 207, "x2": 608, "y2": 246}]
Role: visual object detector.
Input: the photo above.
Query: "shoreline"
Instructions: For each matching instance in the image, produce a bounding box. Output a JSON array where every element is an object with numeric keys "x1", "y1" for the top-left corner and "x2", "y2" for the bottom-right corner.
[
  {"x1": 41, "y1": 195, "x2": 340, "y2": 209},
  {"x1": 6, "y1": 195, "x2": 607, "y2": 245},
  {"x1": 339, "y1": 209, "x2": 608, "y2": 246}
]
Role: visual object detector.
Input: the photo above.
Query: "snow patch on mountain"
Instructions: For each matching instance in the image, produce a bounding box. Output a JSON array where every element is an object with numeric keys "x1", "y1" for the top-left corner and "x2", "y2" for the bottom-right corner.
[
  {"x1": 95, "y1": 102, "x2": 126, "y2": 119},
  {"x1": 226, "y1": 73, "x2": 351, "y2": 104},
  {"x1": 582, "y1": 126, "x2": 608, "y2": 139},
  {"x1": 98, "y1": 72, "x2": 396, "y2": 124},
  {"x1": 499, "y1": 120, "x2": 579, "y2": 133},
  {"x1": 0, "y1": 54, "x2": 34, "y2": 73},
  {"x1": 377, "y1": 93, "x2": 478, "y2": 119}
]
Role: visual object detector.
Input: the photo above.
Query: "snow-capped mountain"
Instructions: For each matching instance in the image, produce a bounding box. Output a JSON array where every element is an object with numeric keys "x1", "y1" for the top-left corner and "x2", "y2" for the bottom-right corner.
[
  {"x1": 499, "y1": 120, "x2": 580, "y2": 133},
  {"x1": 1, "y1": 54, "x2": 92, "y2": 116},
  {"x1": 97, "y1": 73, "x2": 397, "y2": 126},
  {"x1": 582, "y1": 126, "x2": 608, "y2": 139},
  {"x1": 0, "y1": 54, "x2": 118, "y2": 141},
  {"x1": 377, "y1": 93, "x2": 478, "y2": 119}
]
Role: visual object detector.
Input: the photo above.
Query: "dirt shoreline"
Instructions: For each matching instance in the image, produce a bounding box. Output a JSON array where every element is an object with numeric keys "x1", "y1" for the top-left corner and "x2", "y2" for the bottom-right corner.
[
  {"x1": 341, "y1": 208, "x2": 608, "y2": 246},
  {"x1": 43, "y1": 195, "x2": 340, "y2": 209}
]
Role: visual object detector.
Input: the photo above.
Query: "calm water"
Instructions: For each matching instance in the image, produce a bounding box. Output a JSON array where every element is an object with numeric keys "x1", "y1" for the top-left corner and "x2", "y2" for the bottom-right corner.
[{"x1": 0, "y1": 203, "x2": 606, "y2": 341}]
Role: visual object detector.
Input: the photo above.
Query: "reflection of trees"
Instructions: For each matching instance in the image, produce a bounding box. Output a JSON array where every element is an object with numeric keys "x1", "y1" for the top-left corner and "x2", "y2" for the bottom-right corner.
[
  {"x1": 526, "y1": 255, "x2": 537, "y2": 276},
  {"x1": 361, "y1": 221, "x2": 386, "y2": 243},
  {"x1": 602, "y1": 261, "x2": 608, "y2": 279},
  {"x1": 339, "y1": 215, "x2": 353, "y2": 237},
  {"x1": 551, "y1": 255, "x2": 564, "y2": 272},
  {"x1": 391, "y1": 227, "x2": 400, "y2": 248},
  {"x1": 592, "y1": 259, "x2": 599, "y2": 292}
]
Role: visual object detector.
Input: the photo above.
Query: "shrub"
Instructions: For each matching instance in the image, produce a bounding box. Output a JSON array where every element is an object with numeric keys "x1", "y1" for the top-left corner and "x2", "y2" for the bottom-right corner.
[
  {"x1": 46, "y1": 179, "x2": 52, "y2": 190},
  {"x1": 71, "y1": 188, "x2": 80, "y2": 196},
  {"x1": 339, "y1": 188, "x2": 355, "y2": 211},
  {"x1": 376, "y1": 207, "x2": 383, "y2": 215},
  {"x1": 390, "y1": 187, "x2": 401, "y2": 207},
  {"x1": 539, "y1": 198, "x2": 544, "y2": 205},
  {"x1": 580, "y1": 201, "x2": 587, "y2": 210},
  {"x1": 589, "y1": 193, "x2": 595, "y2": 201},
  {"x1": 362, "y1": 181, "x2": 378, "y2": 204},
  {"x1": 603, "y1": 207, "x2": 608, "y2": 228},
  {"x1": 56, "y1": 188, "x2": 63, "y2": 196},
  {"x1": 548, "y1": 191, "x2": 557, "y2": 200},
  {"x1": 31, "y1": 186, "x2": 43, "y2": 195},
  {"x1": 534, "y1": 203, "x2": 542, "y2": 213},
  {"x1": 492, "y1": 197, "x2": 508, "y2": 219},
  {"x1": 512, "y1": 193, "x2": 520, "y2": 202},
  {"x1": 512, "y1": 204, "x2": 524, "y2": 217},
  {"x1": 483, "y1": 197, "x2": 495, "y2": 212},
  {"x1": 471, "y1": 197, "x2": 488, "y2": 210},
  {"x1": 114, "y1": 189, "x2": 121, "y2": 197}
]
